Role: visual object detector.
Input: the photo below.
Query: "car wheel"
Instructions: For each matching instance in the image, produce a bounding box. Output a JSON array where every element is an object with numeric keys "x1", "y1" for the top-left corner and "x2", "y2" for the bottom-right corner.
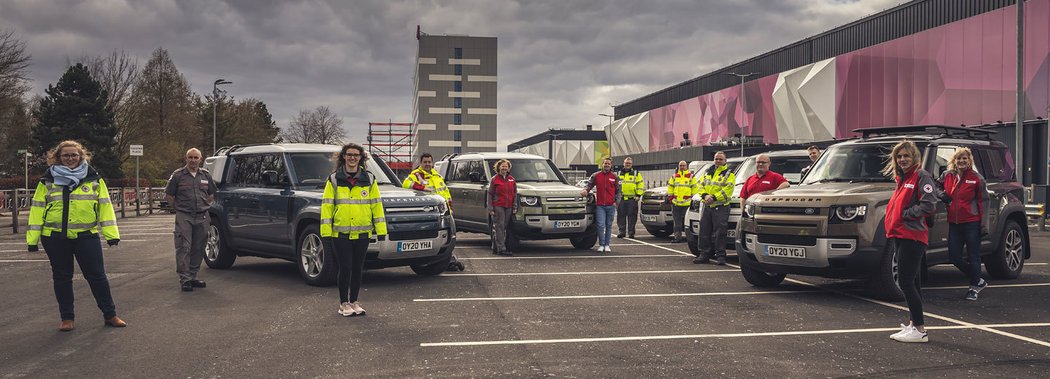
[
  {"x1": 570, "y1": 232, "x2": 598, "y2": 249},
  {"x1": 411, "y1": 255, "x2": 451, "y2": 276},
  {"x1": 866, "y1": 242, "x2": 904, "y2": 301},
  {"x1": 688, "y1": 236, "x2": 700, "y2": 255},
  {"x1": 646, "y1": 226, "x2": 671, "y2": 238},
  {"x1": 204, "y1": 217, "x2": 236, "y2": 269},
  {"x1": 985, "y1": 220, "x2": 1026, "y2": 279},
  {"x1": 740, "y1": 264, "x2": 786, "y2": 287},
  {"x1": 297, "y1": 224, "x2": 336, "y2": 287}
]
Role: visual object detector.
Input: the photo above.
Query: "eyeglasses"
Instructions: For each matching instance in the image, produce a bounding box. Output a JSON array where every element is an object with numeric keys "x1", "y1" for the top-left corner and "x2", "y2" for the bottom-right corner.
[{"x1": 60, "y1": 154, "x2": 80, "y2": 158}]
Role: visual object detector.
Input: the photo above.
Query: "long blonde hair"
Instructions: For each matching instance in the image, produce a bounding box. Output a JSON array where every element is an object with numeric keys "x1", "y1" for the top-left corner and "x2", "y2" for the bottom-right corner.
[
  {"x1": 882, "y1": 140, "x2": 922, "y2": 178},
  {"x1": 946, "y1": 147, "x2": 973, "y2": 172},
  {"x1": 493, "y1": 159, "x2": 512, "y2": 173},
  {"x1": 46, "y1": 140, "x2": 92, "y2": 166}
]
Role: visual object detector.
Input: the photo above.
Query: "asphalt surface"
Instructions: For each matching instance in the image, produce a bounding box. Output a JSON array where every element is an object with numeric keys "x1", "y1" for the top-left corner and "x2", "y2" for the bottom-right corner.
[{"x1": 2, "y1": 214, "x2": 1050, "y2": 378}]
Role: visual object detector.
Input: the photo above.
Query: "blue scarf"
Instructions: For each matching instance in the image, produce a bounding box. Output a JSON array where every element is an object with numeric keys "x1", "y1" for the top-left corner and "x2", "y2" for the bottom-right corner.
[{"x1": 50, "y1": 162, "x2": 89, "y2": 187}]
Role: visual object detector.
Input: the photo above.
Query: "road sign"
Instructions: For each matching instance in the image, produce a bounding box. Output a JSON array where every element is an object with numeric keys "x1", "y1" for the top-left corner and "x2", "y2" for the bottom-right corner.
[{"x1": 130, "y1": 144, "x2": 143, "y2": 156}]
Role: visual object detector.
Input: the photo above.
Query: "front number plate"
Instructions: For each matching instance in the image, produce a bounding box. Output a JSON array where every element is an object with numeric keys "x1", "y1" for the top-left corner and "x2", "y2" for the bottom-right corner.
[
  {"x1": 398, "y1": 240, "x2": 433, "y2": 252},
  {"x1": 765, "y1": 245, "x2": 806, "y2": 258},
  {"x1": 642, "y1": 215, "x2": 657, "y2": 222},
  {"x1": 727, "y1": 229, "x2": 737, "y2": 239},
  {"x1": 554, "y1": 220, "x2": 581, "y2": 228}
]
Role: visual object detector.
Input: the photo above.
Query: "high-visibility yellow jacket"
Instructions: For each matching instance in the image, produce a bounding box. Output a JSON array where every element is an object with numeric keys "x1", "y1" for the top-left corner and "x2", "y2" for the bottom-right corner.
[
  {"x1": 402, "y1": 167, "x2": 451, "y2": 201},
  {"x1": 321, "y1": 169, "x2": 388, "y2": 240},
  {"x1": 618, "y1": 169, "x2": 644, "y2": 199},
  {"x1": 27, "y1": 167, "x2": 119, "y2": 246},
  {"x1": 699, "y1": 165, "x2": 736, "y2": 207},
  {"x1": 666, "y1": 170, "x2": 697, "y2": 207}
]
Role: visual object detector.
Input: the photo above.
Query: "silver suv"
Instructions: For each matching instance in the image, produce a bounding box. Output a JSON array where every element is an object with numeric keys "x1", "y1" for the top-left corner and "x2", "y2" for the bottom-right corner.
[
  {"x1": 437, "y1": 152, "x2": 596, "y2": 250},
  {"x1": 639, "y1": 160, "x2": 709, "y2": 238}
]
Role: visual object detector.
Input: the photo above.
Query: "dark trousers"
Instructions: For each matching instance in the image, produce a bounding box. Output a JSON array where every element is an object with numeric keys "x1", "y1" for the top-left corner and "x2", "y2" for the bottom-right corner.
[
  {"x1": 671, "y1": 205, "x2": 689, "y2": 237},
  {"x1": 333, "y1": 238, "x2": 369, "y2": 303},
  {"x1": 616, "y1": 198, "x2": 639, "y2": 236},
  {"x1": 895, "y1": 238, "x2": 926, "y2": 326},
  {"x1": 698, "y1": 205, "x2": 730, "y2": 258},
  {"x1": 174, "y1": 212, "x2": 208, "y2": 283},
  {"x1": 492, "y1": 207, "x2": 514, "y2": 254},
  {"x1": 948, "y1": 222, "x2": 983, "y2": 286},
  {"x1": 41, "y1": 235, "x2": 117, "y2": 320}
]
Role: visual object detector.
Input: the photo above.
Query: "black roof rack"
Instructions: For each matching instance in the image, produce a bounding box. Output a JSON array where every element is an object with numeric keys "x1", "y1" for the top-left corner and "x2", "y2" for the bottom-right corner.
[{"x1": 853, "y1": 125, "x2": 996, "y2": 140}]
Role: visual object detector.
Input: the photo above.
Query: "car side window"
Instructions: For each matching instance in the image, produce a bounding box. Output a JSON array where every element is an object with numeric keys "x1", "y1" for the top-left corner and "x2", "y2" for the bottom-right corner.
[
  {"x1": 260, "y1": 154, "x2": 288, "y2": 188},
  {"x1": 466, "y1": 160, "x2": 486, "y2": 182},
  {"x1": 227, "y1": 155, "x2": 265, "y2": 187},
  {"x1": 931, "y1": 146, "x2": 957, "y2": 178},
  {"x1": 975, "y1": 147, "x2": 1014, "y2": 183},
  {"x1": 449, "y1": 161, "x2": 469, "y2": 182}
]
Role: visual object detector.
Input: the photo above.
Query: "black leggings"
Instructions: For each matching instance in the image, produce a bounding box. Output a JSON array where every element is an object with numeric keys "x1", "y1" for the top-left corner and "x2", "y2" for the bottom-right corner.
[
  {"x1": 895, "y1": 238, "x2": 927, "y2": 326},
  {"x1": 333, "y1": 238, "x2": 369, "y2": 303}
]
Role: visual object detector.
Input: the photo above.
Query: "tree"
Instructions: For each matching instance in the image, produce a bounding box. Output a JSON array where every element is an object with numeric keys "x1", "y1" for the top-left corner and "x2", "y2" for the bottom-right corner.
[
  {"x1": 0, "y1": 29, "x2": 31, "y2": 104},
  {"x1": 0, "y1": 29, "x2": 31, "y2": 176},
  {"x1": 280, "y1": 106, "x2": 345, "y2": 144},
  {"x1": 194, "y1": 95, "x2": 281, "y2": 156},
  {"x1": 30, "y1": 63, "x2": 123, "y2": 179},
  {"x1": 81, "y1": 51, "x2": 139, "y2": 164},
  {"x1": 125, "y1": 48, "x2": 197, "y2": 178}
]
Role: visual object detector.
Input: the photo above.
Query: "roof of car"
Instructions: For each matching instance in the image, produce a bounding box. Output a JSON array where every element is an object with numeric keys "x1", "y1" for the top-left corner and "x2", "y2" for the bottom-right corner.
[
  {"x1": 226, "y1": 143, "x2": 340, "y2": 155},
  {"x1": 753, "y1": 149, "x2": 810, "y2": 158},
  {"x1": 839, "y1": 135, "x2": 1002, "y2": 147},
  {"x1": 444, "y1": 152, "x2": 547, "y2": 161}
]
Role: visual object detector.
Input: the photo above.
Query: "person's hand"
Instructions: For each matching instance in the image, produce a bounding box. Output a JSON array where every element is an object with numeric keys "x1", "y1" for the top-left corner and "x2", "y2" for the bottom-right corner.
[
  {"x1": 107, "y1": 239, "x2": 120, "y2": 247},
  {"x1": 704, "y1": 196, "x2": 715, "y2": 204},
  {"x1": 28, "y1": 245, "x2": 38, "y2": 252},
  {"x1": 980, "y1": 225, "x2": 989, "y2": 237},
  {"x1": 580, "y1": 190, "x2": 588, "y2": 197},
  {"x1": 512, "y1": 208, "x2": 517, "y2": 214},
  {"x1": 376, "y1": 234, "x2": 386, "y2": 242},
  {"x1": 489, "y1": 210, "x2": 495, "y2": 217},
  {"x1": 665, "y1": 196, "x2": 674, "y2": 204}
]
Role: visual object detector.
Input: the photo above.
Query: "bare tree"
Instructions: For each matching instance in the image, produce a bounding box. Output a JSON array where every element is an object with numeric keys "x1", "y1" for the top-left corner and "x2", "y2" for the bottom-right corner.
[
  {"x1": 79, "y1": 51, "x2": 139, "y2": 163},
  {"x1": 280, "y1": 106, "x2": 346, "y2": 144}
]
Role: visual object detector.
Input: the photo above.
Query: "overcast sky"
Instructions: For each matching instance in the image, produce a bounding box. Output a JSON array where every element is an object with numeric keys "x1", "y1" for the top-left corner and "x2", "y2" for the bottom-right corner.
[{"x1": 1, "y1": 0, "x2": 902, "y2": 150}]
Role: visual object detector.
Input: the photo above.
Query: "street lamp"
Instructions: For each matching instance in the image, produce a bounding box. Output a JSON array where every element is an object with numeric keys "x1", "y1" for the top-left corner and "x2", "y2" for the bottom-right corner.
[
  {"x1": 726, "y1": 72, "x2": 758, "y2": 158},
  {"x1": 212, "y1": 79, "x2": 233, "y2": 155},
  {"x1": 598, "y1": 113, "x2": 614, "y2": 132},
  {"x1": 548, "y1": 129, "x2": 563, "y2": 167}
]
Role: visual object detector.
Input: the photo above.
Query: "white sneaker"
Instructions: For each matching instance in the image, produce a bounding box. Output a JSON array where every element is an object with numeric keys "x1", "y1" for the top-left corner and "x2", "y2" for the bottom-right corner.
[
  {"x1": 596, "y1": 245, "x2": 606, "y2": 252},
  {"x1": 889, "y1": 324, "x2": 912, "y2": 339},
  {"x1": 891, "y1": 327, "x2": 928, "y2": 343},
  {"x1": 350, "y1": 302, "x2": 366, "y2": 316},
  {"x1": 605, "y1": 245, "x2": 612, "y2": 253},
  {"x1": 338, "y1": 302, "x2": 355, "y2": 317}
]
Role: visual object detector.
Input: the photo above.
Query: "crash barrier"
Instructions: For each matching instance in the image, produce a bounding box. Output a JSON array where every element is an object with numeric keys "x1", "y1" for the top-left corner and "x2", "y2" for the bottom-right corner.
[{"x1": 1, "y1": 187, "x2": 169, "y2": 234}]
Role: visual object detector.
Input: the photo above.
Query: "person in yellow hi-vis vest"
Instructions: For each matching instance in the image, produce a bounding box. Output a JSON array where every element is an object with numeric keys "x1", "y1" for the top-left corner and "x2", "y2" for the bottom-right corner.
[
  {"x1": 666, "y1": 160, "x2": 696, "y2": 243},
  {"x1": 321, "y1": 143, "x2": 387, "y2": 317},
  {"x1": 695, "y1": 151, "x2": 736, "y2": 265},
  {"x1": 402, "y1": 152, "x2": 464, "y2": 271},
  {"x1": 27, "y1": 140, "x2": 126, "y2": 332},
  {"x1": 616, "y1": 157, "x2": 644, "y2": 239}
]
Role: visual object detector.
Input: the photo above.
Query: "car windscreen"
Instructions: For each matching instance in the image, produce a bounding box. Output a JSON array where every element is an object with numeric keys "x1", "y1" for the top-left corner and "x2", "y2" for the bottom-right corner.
[
  {"x1": 485, "y1": 159, "x2": 566, "y2": 183},
  {"x1": 801, "y1": 144, "x2": 897, "y2": 184},
  {"x1": 287, "y1": 152, "x2": 396, "y2": 188}
]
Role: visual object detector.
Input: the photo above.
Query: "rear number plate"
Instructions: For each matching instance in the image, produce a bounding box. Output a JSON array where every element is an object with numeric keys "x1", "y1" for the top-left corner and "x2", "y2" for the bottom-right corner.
[
  {"x1": 642, "y1": 215, "x2": 657, "y2": 222},
  {"x1": 554, "y1": 220, "x2": 581, "y2": 228},
  {"x1": 765, "y1": 245, "x2": 806, "y2": 258},
  {"x1": 398, "y1": 240, "x2": 433, "y2": 252}
]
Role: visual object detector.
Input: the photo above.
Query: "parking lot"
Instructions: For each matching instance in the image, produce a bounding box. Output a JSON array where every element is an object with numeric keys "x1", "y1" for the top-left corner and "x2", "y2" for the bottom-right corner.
[{"x1": 1, "y1": 214, "x2": 1050, "y2": 377}]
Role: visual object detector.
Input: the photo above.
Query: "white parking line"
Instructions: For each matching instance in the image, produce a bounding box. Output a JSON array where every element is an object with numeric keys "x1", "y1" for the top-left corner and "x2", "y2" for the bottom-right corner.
[
  {"x1": 628, "y1": 240, "x2": 1050, "y2": 348},
  {"x1": 421, "y1": 322, "x2": 1050, "y2": 347},
  {"x1": 441, "y1": 269, "x2": 737, "y2": 277},
  {"x1": 414, "y1": 289, "x2": 822, "y2": 302},
  {"x1": 925, "y1": 282, "x2": 1050, "y2": 290},
  {"x1": 0, "y1": 259, "x2": 49, "y2": 263},
  {"x1": 458, "y1": 254, "x2": 684, "y2": 260}
]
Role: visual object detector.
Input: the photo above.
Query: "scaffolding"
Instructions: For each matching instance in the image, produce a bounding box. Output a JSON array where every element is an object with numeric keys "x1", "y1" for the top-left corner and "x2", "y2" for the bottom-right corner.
[{"x1": 367, "y1": 122, "x2": 415, "y2": 175}]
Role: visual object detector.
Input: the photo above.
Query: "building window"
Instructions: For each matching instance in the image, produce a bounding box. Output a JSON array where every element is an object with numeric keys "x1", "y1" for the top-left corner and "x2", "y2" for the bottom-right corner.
[
  {"x1": 453, "y1": 97, "x2": 462, "y2": 108},
  {"x1": 454, "y1": 81, "x2": 462, "y2": 92},
  {"x1": 454, "y1": 47, "x2": 462, "y2": 59},
  {"x1": 454, "y1": 64, "x2": 462, "y2": 75},
  {"x1": 453, "y1": 131, "x2": 462, "y2": 141},
  {"x1": 453, "y1": 114, "x2": 462, "y2": 124}
]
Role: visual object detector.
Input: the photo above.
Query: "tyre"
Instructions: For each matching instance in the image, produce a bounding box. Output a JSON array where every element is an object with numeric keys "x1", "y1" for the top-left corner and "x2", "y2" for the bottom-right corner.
[
  {"x1": 411, "y1": 255, "x2": 451, "y2": 276},
  {"x1": 646, "y1": 226, "x2": 671, "y2": 238},
  {"x1": 688, "y1": 235, "x2": 700, "y2": 255},
  {"x1": 866, "y1": 242, "x2": 904, "y2": 301},
  {"x1": 984, "y1": 220, "x2": 1026, "y2": 279},
  {"x1": 570, "y1": 232, "x2": 598, "y2": 249},
  {"x1": 489, "y1": 215, "x2": 521, "y2": 252},
  {"x1": 204, "y1": 217, "x2": 236, "y2": 269},
  {"x1": 297, "y1": 224, "x2": 337, "y2": 286},
  {"x1": 740, "y1": 264, "x2": 786, "y2": 287}
]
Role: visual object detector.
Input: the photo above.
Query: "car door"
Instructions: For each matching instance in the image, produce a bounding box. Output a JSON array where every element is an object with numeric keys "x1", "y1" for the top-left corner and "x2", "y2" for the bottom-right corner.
[
  {"x1": 923, "y1": 145, "x2": 956, "y2": 260},
  {"x1": 223, "y1": 154, "x2": 263, "y2": 243},
  {"x1": 254, "y1": 153, "x2": 292, "y2": 249},
  {"x1": 461, "y1": 160, "x2": 490, "y2": 231},
  {"x1": 447, "y1": 160, "x2": 486, "y2": 232}
]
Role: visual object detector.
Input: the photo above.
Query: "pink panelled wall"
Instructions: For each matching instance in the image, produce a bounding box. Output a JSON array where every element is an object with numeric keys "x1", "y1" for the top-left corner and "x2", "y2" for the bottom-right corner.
[{"x1": 647, "y1": 0, "x2": 1050, "y2": 149}]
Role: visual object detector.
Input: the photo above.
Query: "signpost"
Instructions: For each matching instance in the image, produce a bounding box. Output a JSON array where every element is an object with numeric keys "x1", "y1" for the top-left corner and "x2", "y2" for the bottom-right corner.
[{"x1": 130, "y1": 145, "x2": 143, "y2": 216}]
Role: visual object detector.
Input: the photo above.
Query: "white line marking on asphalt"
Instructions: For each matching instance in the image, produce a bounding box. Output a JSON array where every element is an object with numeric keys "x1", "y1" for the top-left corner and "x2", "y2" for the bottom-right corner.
[
  {"x1": 414, "y1": 289, "x2": 822, "y2": 302},
  {"x1": 0, "y1": 259, "x2": 49, "y2": 262},
  {"x1": 626, "y1": 237, "x2": 694, "y2": 257},
  {"x1": 627, "y1": 241, "x2": 1050, "y2": 348},
  {"x1": 457, "y1": 254, "x2": 684, "y2": 260},
  {"x1": 441, "y1": 269, "x2": 737, "y2": 277},
  {"x1": 420, "y1": 323, "x2": 1050, "y2": 347},
  {"x1": 925, "y1": 282, "x2": 1050, "y2": 290}
]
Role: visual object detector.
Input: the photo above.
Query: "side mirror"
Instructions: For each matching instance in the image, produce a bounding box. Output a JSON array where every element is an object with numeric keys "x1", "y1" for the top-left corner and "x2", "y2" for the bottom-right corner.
[
  {"x1": 261, "y1": 170, "x2": 280, "y2": 186},
  {"x1": 469, "y1": 172, "x2": 484, "y2": 183}
]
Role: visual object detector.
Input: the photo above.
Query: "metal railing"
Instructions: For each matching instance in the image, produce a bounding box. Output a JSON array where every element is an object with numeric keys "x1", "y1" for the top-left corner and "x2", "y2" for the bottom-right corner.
[{"x1": 1, "y1": 187, "x2": 169, "y2": 234}]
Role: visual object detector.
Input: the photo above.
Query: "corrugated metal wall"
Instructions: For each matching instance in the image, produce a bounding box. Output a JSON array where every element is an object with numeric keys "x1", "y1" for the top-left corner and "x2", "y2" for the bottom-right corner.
[{"x1": 616, "y1": 0, "x2": 1016, "y2": 119}]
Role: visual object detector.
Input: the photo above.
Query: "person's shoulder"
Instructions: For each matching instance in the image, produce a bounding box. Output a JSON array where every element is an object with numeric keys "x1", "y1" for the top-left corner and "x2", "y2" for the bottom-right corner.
[{"x1": 170, "y1": 167, "x2": 186, "y2": 177}]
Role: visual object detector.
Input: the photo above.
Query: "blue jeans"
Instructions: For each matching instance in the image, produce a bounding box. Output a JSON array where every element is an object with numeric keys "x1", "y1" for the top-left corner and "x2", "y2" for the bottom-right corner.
[
  {"x1": 41, "y1": 235, "x2": 117, "y2": 321},
  {"x1": 948, "y1": 221, "x2": 983, "y2": 286},
  {"x1": 595, "y1": 205, "x2": 616, "y2": 247}
]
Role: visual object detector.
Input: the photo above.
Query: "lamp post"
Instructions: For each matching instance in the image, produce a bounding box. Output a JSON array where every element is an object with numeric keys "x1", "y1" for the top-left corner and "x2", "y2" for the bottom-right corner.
[
  {"x1": 212, "y1": 79, "x2": 232, "y2": 155},
  {"x1": 548, "y1": 129, "x2": 563, "y2": 167},
  {"x1": 726, "y1": 72, "x2": 758, "y2": 157},
  {"x1": 598, "y1": 113, "x2": 614, "y2": 132}
]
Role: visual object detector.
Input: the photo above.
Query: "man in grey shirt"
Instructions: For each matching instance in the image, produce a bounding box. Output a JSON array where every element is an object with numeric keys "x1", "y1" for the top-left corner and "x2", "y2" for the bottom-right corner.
[{"x1": 164, "y1": 148, "x2": 217, "y2": 292}]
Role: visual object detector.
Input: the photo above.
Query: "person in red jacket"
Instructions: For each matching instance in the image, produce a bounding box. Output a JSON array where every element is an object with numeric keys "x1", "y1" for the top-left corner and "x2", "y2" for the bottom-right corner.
[
  {"x1": 488, "y1": 159, "x2": 517, "y2": 256},
  {"x1": 581, "y1": 157, "x2": 621, "y2": 253},
  {"x1": 739, "y1": 154, "x2": 790, "y2": 204},
  {"x1": 883, "y1": 140, "x2": 937, "y2": 343},
  {"x1": 938, "y1": 148, "x2": 991, "y2": 300}
]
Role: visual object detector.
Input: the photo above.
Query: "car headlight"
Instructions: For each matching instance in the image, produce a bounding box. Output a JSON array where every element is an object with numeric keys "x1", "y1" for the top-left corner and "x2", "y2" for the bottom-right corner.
[
  {"x1": 689, "y1": 199, "x2": 701, "y2": 211},
  {"x1": 832, "y1": 205, "x2": 867, "y2": 222},
  {"x1": 519, "y1": 195, "x2": 540, "y2": 206},
  {"x1": 436, "y1": 201, "x2": 449, "y2": 215},
  {"x1": 743, "y1": 203, "x2": 755, "y2": 219}
]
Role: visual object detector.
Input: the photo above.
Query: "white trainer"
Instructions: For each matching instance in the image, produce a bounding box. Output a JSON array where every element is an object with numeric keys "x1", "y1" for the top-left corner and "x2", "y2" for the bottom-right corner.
[
  {"x1": 350, "y1": 302, "x2": 366, "y2": 316},
  {"x1": 605, "y1": 245, "x2": 612, "y2": 253},
  {"x1": 889, "y1": 324, "x2": 912, "y2": 339},
  {"x1": 338, "y1": 302, "x2": 355, "y2": 317},
  {"x1": 891, "y1": 327, "x2": 928, "y2": 343}
]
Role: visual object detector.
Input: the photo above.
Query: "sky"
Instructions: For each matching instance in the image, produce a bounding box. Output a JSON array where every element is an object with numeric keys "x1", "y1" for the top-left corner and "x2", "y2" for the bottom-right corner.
[{"x1": 0, "y1": 0, "x2": 903, "y2": 150}]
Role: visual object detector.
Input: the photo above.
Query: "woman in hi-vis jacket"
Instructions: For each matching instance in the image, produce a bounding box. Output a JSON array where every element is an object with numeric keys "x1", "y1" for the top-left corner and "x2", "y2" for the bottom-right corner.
[{"x1": 27, "y1": 140, "x2": 126, "y2": 331}]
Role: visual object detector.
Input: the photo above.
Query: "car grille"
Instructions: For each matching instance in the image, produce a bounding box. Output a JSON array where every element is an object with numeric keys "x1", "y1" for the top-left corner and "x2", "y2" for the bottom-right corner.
[
  {"x1": 548, "y1": 214, "x2": 585, "y2": 220},
  {"x1": 760, "y1": 206, "x2": 821, "y2": 215},
  {"x1": 390, "y1": 230, "x2": 439, "y2": 241},
  {"x1": 758, "y1": 234, "x2": 817, "y2": 247},
  {"x1": 641, "y1": 209, "x2": 660, "y2": 215}
]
